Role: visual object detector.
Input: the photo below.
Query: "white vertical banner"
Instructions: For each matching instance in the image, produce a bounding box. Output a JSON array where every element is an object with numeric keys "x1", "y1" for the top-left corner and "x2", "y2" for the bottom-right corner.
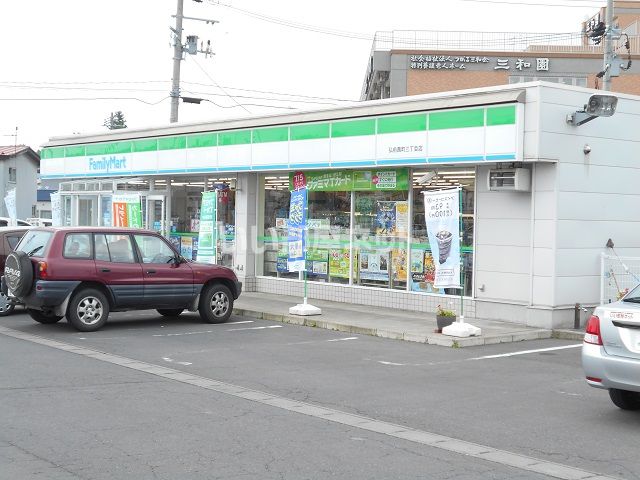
[
  {"x1": 4, "y1": 188, "x2": 16, "y2": 225},
  {"x1": 423, "y1": 188, "x2": 461, "y2": 289},
  {"x1": 50, "y1": 192, "x2": 62, "y2": 227}
]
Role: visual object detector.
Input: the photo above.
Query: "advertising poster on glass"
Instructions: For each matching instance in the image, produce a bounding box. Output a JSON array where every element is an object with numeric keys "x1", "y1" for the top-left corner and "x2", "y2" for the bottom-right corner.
[
  {"x1": 329, "y1": 248, "x2": 353, "y2": 279},
  {"x1": 196, "y1": 191, "x2": 217, "y2": 264},
  {"x1": 111, "y1": 194, "x2": 142, "y2": 228},
  {"x1": 376, "y1": 201, "x2": 408, "y2": 236},
  {"x1": 287, "y1": 187, "x2": 307, "y2": 272},
  {"x1": 423, "y1": 188, "x2": 461, "y2": 289},
  {"x1": 360, "y1": 249, "x2": 391, "y2": 281},
  {"x1": 306, "y1": 248, "x2": 329, "y2": 278}
]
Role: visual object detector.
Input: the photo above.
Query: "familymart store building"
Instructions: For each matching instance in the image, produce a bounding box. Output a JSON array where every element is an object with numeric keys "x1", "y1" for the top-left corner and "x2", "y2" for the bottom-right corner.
[{"x1": 42, "y1": 82, "x2": 639, "y2": 329}]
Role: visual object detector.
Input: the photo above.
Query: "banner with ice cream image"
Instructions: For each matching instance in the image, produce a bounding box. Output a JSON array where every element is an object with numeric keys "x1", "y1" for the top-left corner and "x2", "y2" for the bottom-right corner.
[{"x1": 423, "y1": 188, "x2": 460, "y2": 289}]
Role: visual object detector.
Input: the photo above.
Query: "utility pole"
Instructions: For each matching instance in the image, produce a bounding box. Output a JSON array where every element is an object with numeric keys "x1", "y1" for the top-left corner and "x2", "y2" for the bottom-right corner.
[
  {"x1": 602, "y1": 0, "x2": 614, "y2": 91},
  {"x1": 170, "y1": 0, "x2": 185, "y2": 123},
  {"x1": 169, "y1": 1, "x2": 217, "y2": 123}
]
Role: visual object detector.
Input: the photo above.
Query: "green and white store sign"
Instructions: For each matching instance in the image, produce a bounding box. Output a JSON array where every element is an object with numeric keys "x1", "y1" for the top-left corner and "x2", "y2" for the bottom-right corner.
[{"x1": 40, "y1": 104, "x2": 521, "y2": 179}]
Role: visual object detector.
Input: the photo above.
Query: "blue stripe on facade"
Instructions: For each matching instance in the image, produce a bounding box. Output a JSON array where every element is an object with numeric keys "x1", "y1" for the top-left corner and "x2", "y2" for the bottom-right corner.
[
  {"x1": 329, "y1": 160, "x2": 376, "y2": 167},
  {"x1": 428, "y1": 155, "x2": 485, "y2": 163},
  {"x1": 217, "y1": 166, "x2": 251, "y2": 171},
  {"x1": 288, "y1": 162, "x2": 331, "y2": 169},
  {"x1": 251, "y1": 164, "x2": 290, "y2": 170},
  {"x1": 485, "y1": 154, "x2": 516, "y2": 160},
  {"x1": 377, "y1": 158, "x2": 427, "y2": 165}
]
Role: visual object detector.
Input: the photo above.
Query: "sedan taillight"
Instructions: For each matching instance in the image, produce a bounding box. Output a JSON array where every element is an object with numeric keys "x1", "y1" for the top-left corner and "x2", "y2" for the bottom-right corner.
[{"x1": 584, "y1": 315, "x2": 603, "y2": 345}]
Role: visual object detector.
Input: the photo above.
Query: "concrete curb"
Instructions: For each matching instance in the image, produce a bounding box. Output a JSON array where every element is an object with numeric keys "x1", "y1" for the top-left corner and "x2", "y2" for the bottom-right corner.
[
  {"x1": 232, "y1": 307, "x2": 553, "y2": 348},
  {"x1": 552, "y1": 329, "x2": 585, "y2": 341}
]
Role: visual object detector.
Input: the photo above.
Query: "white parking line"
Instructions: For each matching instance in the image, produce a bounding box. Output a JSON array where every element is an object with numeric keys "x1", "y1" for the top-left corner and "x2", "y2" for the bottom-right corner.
[
  {"x1": 227, "y1": 320, "x2": 254, "y2": 325},
  {"x1": 162, "y1": 357, "x2": 192, "y2": 366},
  {"x1": 468, "y1": 344, "x2": 582, "y2": 361},
  {"x1": 153, "y1": 330, "x2": 214, "y2": 337},
  {"x1": 227, "y1": 325, "x2": 284, "y2": 331},
  {"x1": 327, "y1": 337, "x2": 358, "y2": 342},
  {"x1": 0, "y1": 325, "x2": 616, "y2": 480}
]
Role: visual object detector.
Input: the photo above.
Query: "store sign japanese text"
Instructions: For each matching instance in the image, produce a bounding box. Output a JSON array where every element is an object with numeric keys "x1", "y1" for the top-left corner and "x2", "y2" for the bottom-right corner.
[
  {"x1": 410, "y1": 54, "x2": 550, "y2": 72},
  {"x1": 289, "y1": 169, "x2": 409, "y2": 192}
]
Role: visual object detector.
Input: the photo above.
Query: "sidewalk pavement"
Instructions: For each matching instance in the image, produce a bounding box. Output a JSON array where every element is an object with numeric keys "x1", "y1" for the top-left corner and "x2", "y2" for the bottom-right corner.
[{"x1": 233, "y1": 292, "x2": 585, "y2": 348}]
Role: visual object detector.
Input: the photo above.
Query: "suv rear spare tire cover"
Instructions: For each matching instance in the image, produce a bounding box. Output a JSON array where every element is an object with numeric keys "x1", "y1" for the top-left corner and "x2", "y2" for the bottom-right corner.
[{"x1": 4, "y1": 251, "x2": 34, "y2": 297}]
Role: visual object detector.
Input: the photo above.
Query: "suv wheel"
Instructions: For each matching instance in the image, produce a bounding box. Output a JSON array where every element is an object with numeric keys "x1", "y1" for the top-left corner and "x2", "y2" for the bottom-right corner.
[
  {"x1": 157, "y1": 309, "x2": 184, "y2": 317},
  {"x1": 609, "y1": 389, "x2": 640, "y2": 410},
  {"x1": 67, "y1": 288, "x2": 109, "y2": 332},
  {"x1": 28, "y1": 308, "x2": 63, "y2": 324},
  {"x1": 0, "y1": 291, "x2": 15, "y2": 316},
  {"x1": 199, "y1": 284, "x2": 233, "y2": 324}
]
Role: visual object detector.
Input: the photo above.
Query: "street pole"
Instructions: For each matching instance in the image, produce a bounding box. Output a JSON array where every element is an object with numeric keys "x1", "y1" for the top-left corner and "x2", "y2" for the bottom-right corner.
[
  {"x1": 170, "y1": 0, "x2": 185, "y2": 123},
  {"x1": 603, "y1": 0, "x2": 614, "y2": 91}
]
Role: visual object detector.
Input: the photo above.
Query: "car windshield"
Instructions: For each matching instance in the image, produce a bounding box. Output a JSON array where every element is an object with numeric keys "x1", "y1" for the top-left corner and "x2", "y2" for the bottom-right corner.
[
  {"x1": 621, "y1": 283, "x2": 640, "y2": 302},
  {"x1": 16, "y1": 230, "x2": 53, "y2": 257}
]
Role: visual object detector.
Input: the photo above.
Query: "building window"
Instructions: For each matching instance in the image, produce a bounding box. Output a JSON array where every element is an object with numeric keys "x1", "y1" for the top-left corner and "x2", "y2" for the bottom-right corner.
[
  {"x1": 259, "y1": 168, "x2": 474, "y2": 297},
  {"x1": 8, "y1": 167, "x2": 16, "y2": 183}
]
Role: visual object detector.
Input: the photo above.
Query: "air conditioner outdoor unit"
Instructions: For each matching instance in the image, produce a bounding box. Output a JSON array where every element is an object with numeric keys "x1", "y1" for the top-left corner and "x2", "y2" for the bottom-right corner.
[{"x1": 487, "y1": 168, "x2": 531, "y2": 192}]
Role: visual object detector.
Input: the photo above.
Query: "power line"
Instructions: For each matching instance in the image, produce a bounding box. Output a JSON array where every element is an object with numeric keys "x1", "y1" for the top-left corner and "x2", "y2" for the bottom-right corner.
[
  {"x1": 0, "y1": 96, "x2": 170, "y2": 105},
  {"x1": 190, "y1": 56, "x2": 251, "y2": 113},
  {"x1": 456, "y1": 0, "x2": 602, "y2": 7}
]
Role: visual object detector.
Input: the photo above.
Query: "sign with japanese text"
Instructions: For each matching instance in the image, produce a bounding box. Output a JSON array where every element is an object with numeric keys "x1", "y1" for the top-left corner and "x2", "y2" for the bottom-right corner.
[
  {"x1": 423, "y1": 188, "x2": 461, "y2": 289},
  {"x1": 287, "y1": 188, "x2": 307, "y2": 272},
  {"x1": 329, "y1": 248, "x2": 353, "y2": 279},
  {"x1": 289, "y1": 169, "x2": 409, "y2": 192},
  {"x1": 292, "y1": 171, "x2": 307, "y2": 191},
  {"x1": 359, "y1": 249, "x2": 391, "y2": 281},
  {"x1": 196, "y1": 191, "x2": 217, "y2": 264},
  {"x1": 410, "y1": 54, "x2": 550, "y2": 73},
  {"x1": 111, "y1": 194, "x2": 142, "y2": 228}
]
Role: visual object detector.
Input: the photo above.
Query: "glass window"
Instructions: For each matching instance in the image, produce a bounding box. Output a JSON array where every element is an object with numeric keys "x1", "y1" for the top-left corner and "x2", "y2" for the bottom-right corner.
[
  {"x1": 411, "y1": 168, "x2": 475, "y2": 296},
  {"x1": 8, "y1": 167, "x2": 16, "y2": 182},
  {"x1": 6, "y1": 235, "x2": 23, "y2": 250},
  {"x1": 262, "y1": 181, "x2": 297, "y2": 279},
  {"x1": 305, "y1": 191, "x2": 351, "y2": 284},
  {"x1": 63, "y1": 233, "x2": 92, "y2": 259},
  {"x1": 16, "y1": 230, "x2": 53, "y2": 258},
  {"x1": 354, "y1": 191, "x2": 408, "y2": 290},
  {"x1": 134, "y1": 235, "x2": 176, "y2": 264},
  {"x1": 94, "y1": 234, "x2": 110, "y2": 262},
  {"x1": 104, "y1": 234, "x2": 135, "y2": 263}
]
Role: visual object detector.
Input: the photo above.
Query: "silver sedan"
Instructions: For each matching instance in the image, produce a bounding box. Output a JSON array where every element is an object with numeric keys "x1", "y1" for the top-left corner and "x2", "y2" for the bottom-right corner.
[{"x1": 582, "y1": 286, "x2": 640, "y2": 410}]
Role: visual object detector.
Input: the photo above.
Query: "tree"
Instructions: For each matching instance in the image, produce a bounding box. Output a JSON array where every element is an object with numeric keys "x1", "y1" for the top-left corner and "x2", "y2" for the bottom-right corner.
[{"x1": 103, "y1": 111, "x2": 127, "y2": 130}]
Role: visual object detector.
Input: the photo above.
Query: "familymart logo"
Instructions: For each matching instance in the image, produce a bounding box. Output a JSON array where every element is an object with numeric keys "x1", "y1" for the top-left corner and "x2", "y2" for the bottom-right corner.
[{"x1": 88, "y1": 155, "x2": 128, "y2": 173}]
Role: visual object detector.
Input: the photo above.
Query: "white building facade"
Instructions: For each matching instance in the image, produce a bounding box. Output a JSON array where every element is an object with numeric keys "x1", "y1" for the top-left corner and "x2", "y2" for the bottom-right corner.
[{"x1": 39, "y1": 83, "x2": 640, "y2": 328}]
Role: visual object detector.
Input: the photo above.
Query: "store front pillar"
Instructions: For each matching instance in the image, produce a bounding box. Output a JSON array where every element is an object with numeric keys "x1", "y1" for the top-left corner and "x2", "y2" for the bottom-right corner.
[{"x1": 234, "y1": 172, "x2": 258, "y2": 291}]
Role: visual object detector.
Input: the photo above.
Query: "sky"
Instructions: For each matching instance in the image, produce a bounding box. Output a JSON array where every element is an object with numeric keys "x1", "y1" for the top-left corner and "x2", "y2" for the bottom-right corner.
[{"x1": 1, "y1": 0, "x2": 604, "y2": 150}]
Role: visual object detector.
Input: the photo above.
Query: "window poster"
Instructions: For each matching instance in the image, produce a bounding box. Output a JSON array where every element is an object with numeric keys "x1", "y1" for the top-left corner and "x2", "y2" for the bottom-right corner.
[
  {"x1": 410, "y1": 248, "x2": 443, "y2": 293},
  {"x1": 392, "y1": 248, "x2": 408, "y2": 282},
  {"x1": 180, "y1": 236, "x2": 193, "y2": 260},
  {"x1": 306, "y1": 248, "x2": 329, "y2": 277},
  {"x1": 376, "y1": 201, "x2": 408, "y2": 236},
  {"x1": 112, "y1": 194, "x2": 142, "y2": 228},
  {"x1": 360, "y1": 249, "x2": 390, "y2": 281},
  {"x1": 328, "y1": 248, "x2": 352, "y2": 278}
]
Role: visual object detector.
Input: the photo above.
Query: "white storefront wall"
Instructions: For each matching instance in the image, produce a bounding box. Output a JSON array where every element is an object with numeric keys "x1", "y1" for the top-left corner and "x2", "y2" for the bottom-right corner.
[{"x1": 40, "y1": 83, "x2": 640, "y2": 328}]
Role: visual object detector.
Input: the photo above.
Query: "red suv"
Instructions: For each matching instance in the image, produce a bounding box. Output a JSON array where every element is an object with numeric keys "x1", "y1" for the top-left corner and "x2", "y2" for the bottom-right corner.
[{"x1": 1, "y1": 227, "x2": 242, "y2": 332}]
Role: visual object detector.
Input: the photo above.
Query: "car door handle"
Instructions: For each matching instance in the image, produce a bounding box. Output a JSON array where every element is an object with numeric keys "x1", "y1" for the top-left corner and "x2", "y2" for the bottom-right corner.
[
  {"x1": 146, "y1": 269, "x2": 157, "y2": 274},
  {"x1": 101, "y1": 268, "x2": 111, "y2": 272}
]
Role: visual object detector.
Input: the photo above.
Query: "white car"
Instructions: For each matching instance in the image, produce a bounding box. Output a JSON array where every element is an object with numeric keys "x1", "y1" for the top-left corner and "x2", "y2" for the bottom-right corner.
[
  {"x1": 0, "y1": 217, "x2": 31, "y2": 227},
  {"x1": 582, "y1": 286, "x2": 640, "y2": 410}
]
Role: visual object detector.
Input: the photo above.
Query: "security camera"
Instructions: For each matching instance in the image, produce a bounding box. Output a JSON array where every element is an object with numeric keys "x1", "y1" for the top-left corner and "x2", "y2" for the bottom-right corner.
[
  {"x1": 417, "y1": 171, "x2": 437, "y2": 184},
  {"x1": 583, "y1": 144, "x2": 591, "y2": 155}
]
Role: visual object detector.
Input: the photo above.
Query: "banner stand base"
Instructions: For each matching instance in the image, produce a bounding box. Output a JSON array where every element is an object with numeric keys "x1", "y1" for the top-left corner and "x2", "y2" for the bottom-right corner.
[
  {"x1": 442, "y1": 316, "x2": 481, "y2": 337},
  {"x1": 289, "y1": 298, "x2": 322, "y2": 316}
]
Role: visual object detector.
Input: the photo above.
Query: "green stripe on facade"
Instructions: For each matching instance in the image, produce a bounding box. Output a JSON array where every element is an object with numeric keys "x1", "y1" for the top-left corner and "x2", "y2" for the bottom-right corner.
[
  {"x1": 252, "y1": 127, "x2": 288, "y2": 144},
  {"x1": 133, "y1": 139, "x2": 158, "y2": 152},
  {"x1": 331, "y1": 119, "x2": 376, "y2": 138},
  {"x1": 187, "y1": 133, "x2": 217, "y2": 148},
  {"x1": 64, "y1": 146, "x2": 85, "y2": 157},
  {"x1": 429, "y1": 108, "x2": 484, "y2": 130},
  {"x1": 486, "y1": 105, "x2": 516, "y2": 126},
  {"x1": 86, "y1": 141, "x2": 132, "y2": 156},
  {"x1": 219, "y1": 130, "x2": 252, "y2": 146},
  {"x1": 377, "y1": 114, "x2": 426, "y2": 134},
  {"x1": 158, "y1": 136, "x2": 186, "y2": 151},
  {"x1": 290, "y1": 123, "x2": 330, "y2": 141},
  {"x1": 43, "y1": 147, "x2": 65, "y2": 159}
]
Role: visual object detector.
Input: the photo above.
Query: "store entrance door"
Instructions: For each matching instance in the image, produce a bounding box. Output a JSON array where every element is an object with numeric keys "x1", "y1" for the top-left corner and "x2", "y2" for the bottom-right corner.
[{"x1": 145, "y1": 195, "x2": 167, "y2": 237}]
